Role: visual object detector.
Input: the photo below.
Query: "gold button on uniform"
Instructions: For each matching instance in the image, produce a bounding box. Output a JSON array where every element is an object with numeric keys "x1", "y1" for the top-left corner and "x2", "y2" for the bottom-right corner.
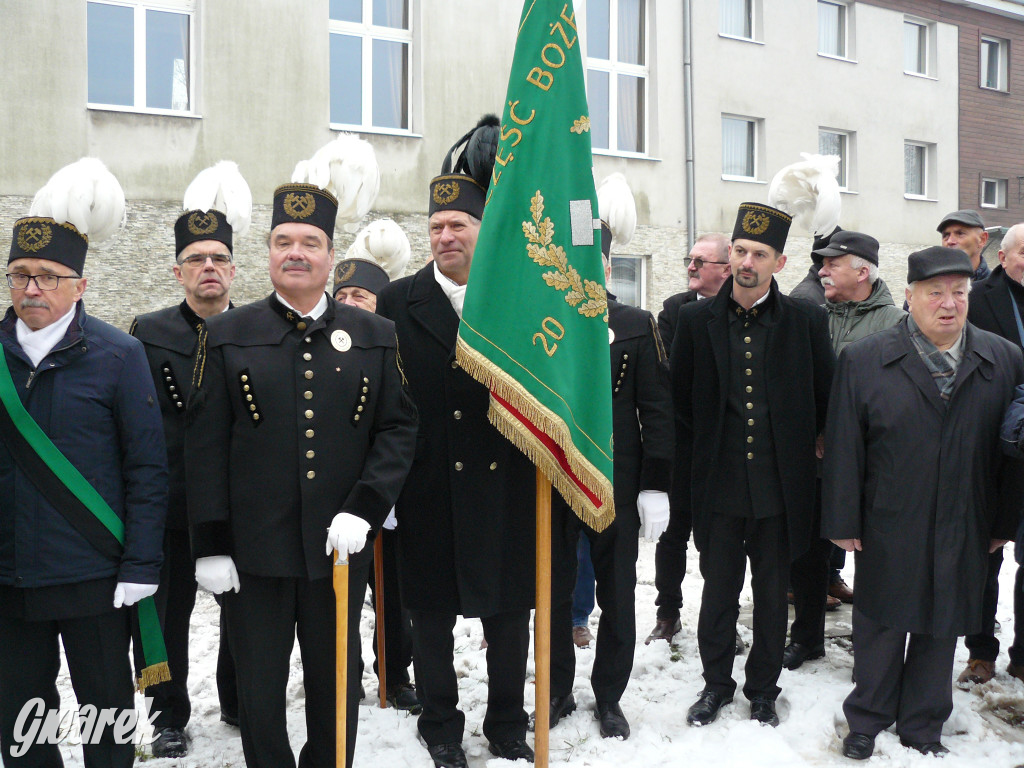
[
  {"x1": 246, "y1": 394, "x2": 253, "y2": 402},
  {"x1": 747, "y1": 436, "x2": 754, "y2": 443},
  {"x1": 305, "y1": 410, "x2": 314, "y2": 419},
  {"x1": 745, "y1": 352, "x2": 752, "y2": 359},
  {"x1": 303, "y1": 352, "x2": 312, "y2": 361},
  {"x1": 304, "y1": 337, "x2": 311, "y2": 344},
  {"x1": 454, "y1": 410, "x2": 462, "y2": 420},
  {"x1": 455, "y1": 461, "x2": 463, "y2": 471},
  {"x1": 744, "y1": 336, "x2": 751, "y2": 344},
  {"x1": 252, "y1": 413, "x2": 260, "y2": 421},
  {"x1": 451, "y1": 360, "x2": 459, "y2": 369},
  {"x1": 306, "y1": 450, "x2": 315, "y2": 459},
  {"x1": 306, "y1": 429, "x2": 314, "y2": 438},
  {"x1": 490, "y1": 462, "x2": 498, "y2": 470},
  {"x1": 306, "y1": 470, "x2": 315, "y2": 479},
  {"x1": 746, "y1": 402, "x2": 753, "y2": 410},
  {"x1": 241, "y1": 375, "x2": 248, "y2": 382},
  {"x1": 304, "y1": 391, "x2": 312, "y2": 400},
  {"x1": 748, "y1": 419, "x2": 754, "y2": 426},
  {"x1": 745, "y1": 386, "x2": 753, "y2": 393},
  {"x1": 297, "y1": 321, "x2": 307, "y2": 331},
  {"x1": 747, "y1": 452, "x2": 754, "y2": 460},
  {"x1": 243, "y1": 384, "x2": 250, "y2": 392},
  {"x1": 304, "y1": 370, "x2": 314, "y2": 380},
  {"x1": 249, "y1": 404, "x2": 256, "y2": 412},
  {"x1": 745, "y1": 368, "x2": 752, "y2": 376}
]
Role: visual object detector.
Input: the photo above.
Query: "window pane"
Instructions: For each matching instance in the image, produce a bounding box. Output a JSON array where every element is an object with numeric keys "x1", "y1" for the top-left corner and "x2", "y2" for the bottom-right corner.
[
  {"x1": 982, "y1": 180, "x2": 997, "y2": 207},
  {"x1": 588, "y1": 70, "x2": 610, "y2": 149},
  {"x1": 88, "y1": 2, "x2": 134, "y2": 106},
  {"x1": 588, "y1": 0, "x2": 610, "y2": 59},
  {"x1": 330, "y1": 34, "x2": 363, "y2": 124},
  {"x1": 904, "y1": 144, "x2": 925, "y2": 195},
  {"x1": 982, "y1": 40, "x2": 1000, "y2": 88},
  {"x1": 146, "y1": 10, "x2": 189, "y2": 110},
  {"x1": 722, "y1": 117, "x2": 754, "y2": 177},
  {"x1": 618, "y1": 0, "x2": 644, "y2": 64},
  {"x1": 617, "y1": 74, "x2": 643, "y2": 153},
  {"x1": 330, "y1": 0, "x2": 362, "y2": 22},
  {"x1": 374, "y1": 0, "x2": 408, "y2": 28},
  {"x1": 818, "y1": 2, "x2": 843, "y2": 57},
  {"x1": 372, "y1": 39, "x2": 408, "y2": 129},
  {"x1": 904, "y1": 22, "x2": 925, "y2": 73},
  {"x1": 610, "y1": 257, "x2": 641, "y2": 307},
  {"x1": 818, "y1": 131, "x2": 846, "y2": 187},
  {"x1": 720, "y1": 0, "x2": 752, "y2": 38}
]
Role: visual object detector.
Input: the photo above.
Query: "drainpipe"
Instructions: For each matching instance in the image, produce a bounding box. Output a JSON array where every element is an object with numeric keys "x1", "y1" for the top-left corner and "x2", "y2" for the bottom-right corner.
[{"x1": 683, "y1": 0, "x2": 696, "y2": 250}]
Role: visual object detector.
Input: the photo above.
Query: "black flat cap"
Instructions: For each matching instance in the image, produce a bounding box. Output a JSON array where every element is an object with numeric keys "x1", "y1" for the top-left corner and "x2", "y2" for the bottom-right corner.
[
  {"x1": 937, "y1": 209, "x2": 984, "y2": 232},
  {"x1": 812, "y1": 230, "x2": 879, "y2": 266},
  {"x1": 907, "y1": 246, "x2": 974, "y2": 283}
]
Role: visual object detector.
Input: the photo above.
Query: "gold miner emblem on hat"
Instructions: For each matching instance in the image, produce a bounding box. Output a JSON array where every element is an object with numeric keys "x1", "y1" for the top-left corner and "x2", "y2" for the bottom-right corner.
[
  {"x1": 433, "y1": 181, "x2": 460, "y2": 206},
  {"x1": 187, "y1": 211, "x2": 218, "y2": 236},
  {"x1": 741, "y1": 211, "x2": 770, "y2": 236},
  {"x1": 17, "y1": 222, "x2": 53, "y2": 253},
  {"x1": 284, "y1": 192, "x2": 316, "y2": 219},
  {"x1": 335, "y1": 261, "x2": 357, "y2": 283}
]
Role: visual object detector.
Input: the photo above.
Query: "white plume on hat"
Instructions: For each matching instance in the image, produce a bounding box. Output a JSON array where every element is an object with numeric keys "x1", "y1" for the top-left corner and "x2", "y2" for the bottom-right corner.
[
  {"x1": 183, "y1": 161, "x2": 253, "y2": 237},
  {"x1": 291, "y1": 133, "x2": 381, "y2": 233},
  {"x1": 767, "y1": 153, "x2": 842, "y2": 237},
  {"x1": 29, "y1": 157, "x2": 126, "y2": 243},
  {"x1": 344, "y1": 219, "x2": 410, "y2": 280},
  {"x1": 596, "y1": 173, "x2": 637, "y2": 248}
]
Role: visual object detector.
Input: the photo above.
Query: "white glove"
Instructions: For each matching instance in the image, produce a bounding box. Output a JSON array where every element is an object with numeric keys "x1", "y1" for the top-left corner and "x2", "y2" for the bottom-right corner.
[
  {"x1": 326, "y1": 512, "x2": 371, "y2": 556},
  {"x1": 637, "y1": 490, "x2": 670, "y2": 542},
  {"x1": 113, "y1": 582, "x2": 158, "y2": 608},
  {"x1": 383, "y1": 507, "x2": 398, "y2": 531},
  {"x1": 195, "y1": 555, "x2": 240, "y2": 594}
]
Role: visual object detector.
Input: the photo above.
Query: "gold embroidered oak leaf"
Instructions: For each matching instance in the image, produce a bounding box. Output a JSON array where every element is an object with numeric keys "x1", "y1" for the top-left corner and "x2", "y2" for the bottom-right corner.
[
  {"x1": 578, "y1": 299, "x2": 606, "y2": 318},
  {"x1": 544, "y1": 271, "x2": 572, "y2": 290}
]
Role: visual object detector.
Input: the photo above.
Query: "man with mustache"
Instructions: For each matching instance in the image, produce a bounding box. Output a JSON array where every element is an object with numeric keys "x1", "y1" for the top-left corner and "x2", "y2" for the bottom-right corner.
[
  {"x1": 129, "y1": 168, "x2": 248, "y2": 756},
  {"x1": 674, "y1": 203, "x2": 835, "y2": 729}
]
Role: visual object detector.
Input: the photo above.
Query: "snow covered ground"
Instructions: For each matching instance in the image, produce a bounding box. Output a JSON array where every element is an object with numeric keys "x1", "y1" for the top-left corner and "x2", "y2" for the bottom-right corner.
[{"x1": 22, "y1": 539, "x2": 1024, "y2": 767}]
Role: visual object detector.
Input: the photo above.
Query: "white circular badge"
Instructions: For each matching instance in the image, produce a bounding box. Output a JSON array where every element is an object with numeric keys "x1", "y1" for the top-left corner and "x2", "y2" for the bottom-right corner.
[
  {"x1": 608, "y1": 328, "x2": 616, "y2": 345},
  {"x1": 331, "y1": 330, "x2": 352, "y2": 352}
]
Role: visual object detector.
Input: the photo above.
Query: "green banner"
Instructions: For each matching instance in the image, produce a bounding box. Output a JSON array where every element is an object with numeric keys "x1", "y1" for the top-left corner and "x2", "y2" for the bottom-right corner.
[{"x1": 456, "y1": 0, "x2": 614, "y2": 530}]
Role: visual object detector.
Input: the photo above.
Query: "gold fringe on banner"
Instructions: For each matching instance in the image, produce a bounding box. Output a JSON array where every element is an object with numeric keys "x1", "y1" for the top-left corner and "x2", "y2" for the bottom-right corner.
[
  {"x1": 136, "y1": 662, "x2": 171, "y2": 692},
  {"x1": 456, "y1": 337, "x2": 615, "y2": 532}
]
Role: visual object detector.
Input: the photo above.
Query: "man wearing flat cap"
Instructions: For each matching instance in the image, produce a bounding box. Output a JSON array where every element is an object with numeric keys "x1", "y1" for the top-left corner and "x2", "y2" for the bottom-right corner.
[
  {"x1": 676, "y1": 203, "x2": 835, "y2": 729},
  {"x1": 185, "y1": 181, "x2": 418, "y2": 768},
  {"x1": 823, "y1": 247, "x2": 1024, "y2": 760},
  {"x1": 938, "y1": 209, "x2": 991, "y2": 282},
  {"x1": 377, "y1": 116, "x2": 538, "y2": 768}
]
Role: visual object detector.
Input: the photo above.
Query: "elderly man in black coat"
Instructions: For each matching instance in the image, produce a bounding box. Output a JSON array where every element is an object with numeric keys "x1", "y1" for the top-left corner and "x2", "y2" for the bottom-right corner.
[
  {"x1": 823, "y1": 247, "x2": 1024, "y2": 760},
  {"x1": 677, "y1": 203, "x2": 835, "y2": 729}
]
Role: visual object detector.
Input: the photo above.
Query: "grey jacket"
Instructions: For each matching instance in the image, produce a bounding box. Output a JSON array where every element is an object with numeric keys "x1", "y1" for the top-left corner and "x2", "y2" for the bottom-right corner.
[{"x1": 824, "y1": 278, "x2": 906, "y2": 355}]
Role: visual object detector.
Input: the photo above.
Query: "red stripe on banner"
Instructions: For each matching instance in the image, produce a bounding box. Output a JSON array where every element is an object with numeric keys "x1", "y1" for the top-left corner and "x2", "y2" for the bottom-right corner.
[{"x1": 490, "y1": 389, "x2": 604, "y2": 510}]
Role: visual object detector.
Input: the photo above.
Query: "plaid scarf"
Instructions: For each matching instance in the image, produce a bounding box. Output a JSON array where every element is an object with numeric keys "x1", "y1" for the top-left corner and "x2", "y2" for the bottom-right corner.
[{"x1": 907, "y1": 316, "x2": 959, "y2": 402}]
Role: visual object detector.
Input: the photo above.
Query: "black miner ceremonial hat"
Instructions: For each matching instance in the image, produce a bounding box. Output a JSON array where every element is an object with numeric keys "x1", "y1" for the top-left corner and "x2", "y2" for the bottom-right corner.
[
  {"x1": 333, "y1": 258, "x2": 389, "y2": 297},
  {"x1": 732, "y1": 202, "x2": 792, "y2": 254},
  {"x1": 174, "y1": 209, "x2": 233, "y2": 256},
  {"x1": 9, "y1": 217, "x2": 88, "y2": 275},
  {"x1": 906, "y1": 246, "x2": 974, "y2": 283},
  {"x1": 429, "y1": 114, "x2": 500, "y2": 219},
  {"x1": 272, "y1": 183, "x2": 339, "y2": 240}
]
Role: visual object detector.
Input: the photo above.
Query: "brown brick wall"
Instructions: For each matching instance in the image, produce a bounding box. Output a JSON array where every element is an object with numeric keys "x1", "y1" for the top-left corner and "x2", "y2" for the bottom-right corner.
[{"x1": 866, "y1": 0, "x2": 1024, "y2": 229}]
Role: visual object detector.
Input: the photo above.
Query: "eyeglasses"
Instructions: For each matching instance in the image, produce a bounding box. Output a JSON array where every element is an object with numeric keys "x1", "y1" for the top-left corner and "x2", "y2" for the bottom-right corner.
[
  {"x1": 684, "y1": 257, "x2": 729, "y2": 269},
  {"x1": 179, "y1": 254, "x2": 232, "y2": 267},
  {"x1": 6, "y1": 273, "x2": 78, "y2": 291}
]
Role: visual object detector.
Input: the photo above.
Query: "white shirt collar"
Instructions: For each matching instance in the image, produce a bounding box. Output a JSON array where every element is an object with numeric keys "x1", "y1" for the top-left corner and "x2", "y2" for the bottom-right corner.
[
  {"x1": 16, "y1": 304, "x2": 78, "y2": 368},
  {"x1": 433, "y1": 263, "x2": 467, "y2": 319},
  {"x1": 275, "y1": 292, "x2": 328, "y2": 321}
]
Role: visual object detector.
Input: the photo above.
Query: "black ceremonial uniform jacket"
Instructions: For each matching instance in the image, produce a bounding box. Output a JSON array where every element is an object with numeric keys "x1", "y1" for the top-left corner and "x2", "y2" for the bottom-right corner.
[
  {"x1": 376, "y1": 264, "x2": 536, "y2": 618},
  {"x1": 185, "y1": 294, "x2": 418, "y2": 582},
  {"x1": 608, "y1": 298, "x2": 673, "y2": 510},
  {"x1": 131, "y1": 301, "x2": 213, "y2": 531},
  {"x1": 657, "y1": 290, "x2": 700, "y2": 357}
]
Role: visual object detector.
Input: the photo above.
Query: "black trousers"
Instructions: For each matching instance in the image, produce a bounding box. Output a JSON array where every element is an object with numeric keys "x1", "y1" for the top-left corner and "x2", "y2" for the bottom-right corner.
[
  {"x1": 550, "y1": 497, "x2": 639, "y2": 703},
  {"x1": 965, "y1": 547, "x2": 1004, "y2": 662},
  {"x1": 410, "y1": 608, "x2": 529, "y2": 746},
  {"x1": 365, "y1": 528, "x2": 413, "y2": 688},
  {"x1": 141, "y1": 528, "x2": 237, "y2": 729},
  {"x1": 653, "y1": 500, "x2": 693, "y2": 621},
  {"x1": 844, "y1": 607, "x2": 956, "y2": 743},
  {"x1": 223, "y1": 554, "x2": 370, "y2": 768},
  {"x1": 0, "y1": 607, "x2": 136, "y2": 768},
  {"x1": 1012, "y1": 564, "x2": 1024, "y2": 667},
  {"x1": 787, "y1": 482, "x2": 828, "y2": 648},
  {"x1": 697, "y1": 513, "x2": 788, "y2": 701}
]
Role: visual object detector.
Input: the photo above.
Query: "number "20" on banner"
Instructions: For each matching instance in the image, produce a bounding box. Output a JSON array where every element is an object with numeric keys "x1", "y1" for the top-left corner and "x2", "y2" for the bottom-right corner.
[{"x1": 532, "y1": 317, "x2": 566, "y2": 357}]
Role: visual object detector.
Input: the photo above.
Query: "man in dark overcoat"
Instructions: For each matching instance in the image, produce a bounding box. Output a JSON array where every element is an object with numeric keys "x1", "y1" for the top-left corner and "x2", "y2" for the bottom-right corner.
[
  {"x1": 677, "y1": 203, "x2": 835, "y2": 729},
  {"x1": 823, "y1": 247, "x2": 1024, "y2": 760},
  {"x1": 375, "y1": 120, "x2": 537, "y2": 768},
  {"x1": 129, "y1": 175, "x2": 244, "y2": 756},
  {"x1": 957, "y1": 223, "x2": 1024, "y2": 687},
  {"x1": 185, "y1": 182, "x2": 418, "y2": 768}
]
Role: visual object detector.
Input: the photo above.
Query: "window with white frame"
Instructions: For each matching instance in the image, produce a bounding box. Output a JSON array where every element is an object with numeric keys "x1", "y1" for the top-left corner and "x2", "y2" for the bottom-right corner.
[
  {"x1": 818, "y1": 129, "x2": 850, "y2": 190},
  {"x1": 904, "y1": 18, "x2": 934, "y2": 76},
  {"x1": 981, "y1": 177, "x2": 1007, "y2": 208},
  {"x1": 587, "y1": 0, "x2": 648, "y2": 155},
  {"x1": 818, "y1": 1, "x2": 848, "y2": 58},
  {"x1": 722, "y1": 116, "x2": 758, "y2": 180},
  {"x1": 329, "y1": 0, "x2": 412, "y2": 131},
  {"x1": 981, "y1": 36, "x2": 1008, "y2": 91},
  {"x1": 904, "y1": 141, "x2": 932, "y2": 198},
  {"x1": 720, "y1": 0, "x2": 754, "y2": 40},
  {"x1": 87, "y1": 0, "x2": 194, "y2": 113},
  {"x1": 609, "y1": 255, "x2": 646, "y2": 308}
]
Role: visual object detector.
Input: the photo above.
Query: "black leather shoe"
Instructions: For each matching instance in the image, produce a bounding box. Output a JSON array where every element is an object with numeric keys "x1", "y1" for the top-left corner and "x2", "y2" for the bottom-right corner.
[
  {"x1": 842, "y1": 732, "x2": 875, "y2": 760},
  {"x1": 220, "y1": 712, "x2": 239, "y2": 727},
  {"x1": 900, "y1": 739, "x2": 949, "y2": 757},
  {"x1": 645, "y1": 618, "x2": 682, "y2": 644},
  {"x1": 488, "y1": 738, "x2": 535, "y2": 762},
  {"x1": 428, "y1": 742, "x2": 469, "y2": 768},
  {"x1": 151, "y1": 727, "x2": 189, "y2": 758},
  {"x1": 595, "y1": 701, "x2": 630, "y2": 739},
  {"x1": 749, "y1": 697, "x2": 779, "y2": 727},
  {"x1": 783, "y1": 642, "x2": 825, "y2": 670},
  {"x1": 386, "y1": 683, "x2": 422, "y2": 714},
  {"x1": 735, "y1": 630, "x2": 746, "y2": 656},
  {"x1": 686, "y1": 690, "x2": 733, "y2": 726},
  {"x1": 528, "y1": 693, "x2": 577, "y2": 731}
]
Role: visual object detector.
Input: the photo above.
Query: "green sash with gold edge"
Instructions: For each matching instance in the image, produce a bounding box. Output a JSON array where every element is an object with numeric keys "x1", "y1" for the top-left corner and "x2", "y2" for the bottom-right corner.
[{"x1": 0, "y1": 348, "x2": 169, "y2": 690}]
